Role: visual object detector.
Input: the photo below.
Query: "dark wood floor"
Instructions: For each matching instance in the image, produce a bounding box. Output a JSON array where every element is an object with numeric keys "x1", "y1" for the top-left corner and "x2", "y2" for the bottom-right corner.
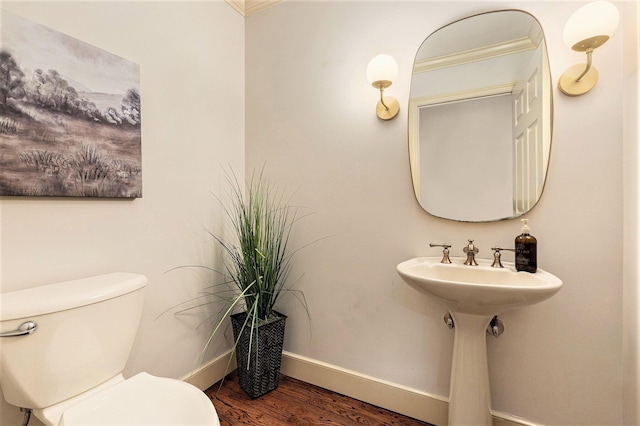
[{"x1": 206, "y1": 371, "x2": 432, "y2": 425}]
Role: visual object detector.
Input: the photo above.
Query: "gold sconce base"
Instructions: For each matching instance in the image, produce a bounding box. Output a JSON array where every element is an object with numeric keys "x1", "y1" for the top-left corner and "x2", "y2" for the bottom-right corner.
[
  {"x1": 371, "y1": 79, "x2": 399, "y2": 120},
  {"x1": 571, "y1": 35, "x2": 609, "y2": 52},
  {"x1": 376, "y1": 97, "x2": 399, "y2": 120},
  {"x1": 558, "y1": 64, "x2": 599, "y2": 96}
]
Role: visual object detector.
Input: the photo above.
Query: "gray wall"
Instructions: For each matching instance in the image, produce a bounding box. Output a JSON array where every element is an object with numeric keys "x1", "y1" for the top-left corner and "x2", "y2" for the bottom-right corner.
[
  {"x1": 245, "y1": 1, "x2": 632, "y2": 424},
  {"x1": 0, "y1": 2, "x2": 245, "y2": 424}
]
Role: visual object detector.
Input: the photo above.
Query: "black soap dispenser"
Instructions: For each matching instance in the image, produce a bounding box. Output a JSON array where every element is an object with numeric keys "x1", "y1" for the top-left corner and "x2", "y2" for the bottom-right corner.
[{"x1": 515, "y1": 219, "x2": 537, "y2": 273}]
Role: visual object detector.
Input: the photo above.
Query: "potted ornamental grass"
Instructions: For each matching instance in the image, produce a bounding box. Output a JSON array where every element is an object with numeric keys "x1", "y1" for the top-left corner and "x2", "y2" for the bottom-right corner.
[{"x1": 198, "y1": 169, "x2": 309, "y2": 398}]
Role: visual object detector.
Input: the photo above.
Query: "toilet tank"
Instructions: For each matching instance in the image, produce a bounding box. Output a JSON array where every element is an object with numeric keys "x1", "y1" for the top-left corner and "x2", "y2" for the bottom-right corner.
[{"x1": 0, "y1": 273, "x2": 147, "y2": 409}]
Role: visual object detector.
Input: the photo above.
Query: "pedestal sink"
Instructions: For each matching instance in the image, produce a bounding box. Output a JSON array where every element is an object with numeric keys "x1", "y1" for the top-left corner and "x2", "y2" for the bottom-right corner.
[{"x1": 396, "y1": 256, "x2": 562, "y2": 425}]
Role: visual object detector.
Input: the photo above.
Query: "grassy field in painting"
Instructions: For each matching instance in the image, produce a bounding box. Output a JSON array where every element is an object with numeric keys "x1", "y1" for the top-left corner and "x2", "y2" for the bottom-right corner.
[{"x1": 0, "y1": 101, "x2": 141, "y2": 198}]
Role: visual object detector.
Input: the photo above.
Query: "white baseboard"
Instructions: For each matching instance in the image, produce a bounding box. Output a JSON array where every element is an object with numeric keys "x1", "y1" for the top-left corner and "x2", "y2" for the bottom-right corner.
[
  {"x1": 280, "y1": 351, "x2": 538, "y2": 426},
  {"x1": 182, "y1": 350, "x2": 237, "y2": 391},
  {"x1": 186, "y1": 349, "x2": 537, "y2": 426},
  {"x1": 280, "y1": 351, "x2": 449, "y2": 425}
]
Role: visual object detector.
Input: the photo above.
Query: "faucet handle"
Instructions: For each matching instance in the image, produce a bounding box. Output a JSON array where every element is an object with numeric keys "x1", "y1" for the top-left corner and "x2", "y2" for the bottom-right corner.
[
  {"x1": 463, "y1": 239, "x2": 479, "y2": 266},
  {"x1": 429, "y1": 243, "x2": 452, "y2": 264},
  {"x1": 463, "y1": 239, "x2": 479, "y2": 255},
  {"x1": 490, "y1": 247, "x2": 515, "y2": 268}
]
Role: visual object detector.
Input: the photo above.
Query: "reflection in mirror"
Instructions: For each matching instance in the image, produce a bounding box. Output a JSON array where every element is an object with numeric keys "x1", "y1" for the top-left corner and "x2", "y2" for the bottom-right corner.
[{"x1": 408, "y1": 10, "x2": 553, "y2": 222}]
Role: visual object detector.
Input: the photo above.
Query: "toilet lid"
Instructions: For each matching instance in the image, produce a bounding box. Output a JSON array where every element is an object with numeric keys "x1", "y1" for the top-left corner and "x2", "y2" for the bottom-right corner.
[{"x1": 59, "y1": 372, "x2": 220, "y2": 426}]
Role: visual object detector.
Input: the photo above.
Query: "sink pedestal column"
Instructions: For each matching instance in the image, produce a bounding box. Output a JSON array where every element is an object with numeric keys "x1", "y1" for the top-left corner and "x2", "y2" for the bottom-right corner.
[{"x1": 448, "y1": 312, "x2": 494, "y2": 426}]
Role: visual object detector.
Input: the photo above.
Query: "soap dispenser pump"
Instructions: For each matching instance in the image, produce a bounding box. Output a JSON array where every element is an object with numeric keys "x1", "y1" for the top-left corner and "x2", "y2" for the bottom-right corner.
[{"x1": 515, "y1": 219, "x2": 537, "y2": 273}]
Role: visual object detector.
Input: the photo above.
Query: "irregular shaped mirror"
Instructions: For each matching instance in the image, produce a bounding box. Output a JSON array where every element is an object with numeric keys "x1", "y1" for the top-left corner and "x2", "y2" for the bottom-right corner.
[{"x1": 408, "y1": 10, "x2": 553, "y2": 222}]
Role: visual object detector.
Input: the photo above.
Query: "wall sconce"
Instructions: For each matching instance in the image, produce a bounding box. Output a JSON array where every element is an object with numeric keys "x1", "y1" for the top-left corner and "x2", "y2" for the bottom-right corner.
[
  {"x1": 558, "y1": 0, "x2": 620, "y2": 96},
  {"x1": 367, "y1": 54, "x2": 399, "y2": 120}
]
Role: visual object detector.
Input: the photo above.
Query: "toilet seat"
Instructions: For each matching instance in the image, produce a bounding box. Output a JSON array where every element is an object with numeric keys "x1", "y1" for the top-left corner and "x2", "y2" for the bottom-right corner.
[{"x1": 58, "y1": 372, "x2": 219, "y2": 426}]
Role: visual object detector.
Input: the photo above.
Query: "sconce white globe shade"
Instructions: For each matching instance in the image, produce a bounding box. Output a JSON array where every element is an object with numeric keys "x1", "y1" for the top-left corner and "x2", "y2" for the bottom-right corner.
[
  {"x1": 367, "y1": 54, "x2": 398, "y2": 85},
  {"x1": 563, "y1": 0, "x2": 619, "y2": 49}
]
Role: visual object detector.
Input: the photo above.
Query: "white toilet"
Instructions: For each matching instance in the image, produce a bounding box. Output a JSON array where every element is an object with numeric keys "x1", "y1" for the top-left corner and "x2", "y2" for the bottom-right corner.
[{"x1": 0, "y1": 273, "x2": 220, "y2": 426}]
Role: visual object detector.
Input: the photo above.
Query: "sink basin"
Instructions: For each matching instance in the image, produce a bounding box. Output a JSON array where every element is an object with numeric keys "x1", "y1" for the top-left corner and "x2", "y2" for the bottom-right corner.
[
  {"x1": 397, "y1": 256, "x2": 562, "y2": 315},
  {"x1": 397, "y1": 256, "x2": 562, "y2": 425}
]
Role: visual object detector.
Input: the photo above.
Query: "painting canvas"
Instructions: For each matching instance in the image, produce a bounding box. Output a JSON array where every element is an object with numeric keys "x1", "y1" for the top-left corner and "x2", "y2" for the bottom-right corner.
[{"x1": 0, "y1": 11, "x2": 142, "y2": 198}]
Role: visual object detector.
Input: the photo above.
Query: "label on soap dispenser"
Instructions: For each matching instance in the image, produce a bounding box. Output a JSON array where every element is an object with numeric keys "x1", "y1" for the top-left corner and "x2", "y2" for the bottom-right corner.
[{"x1": 515, "y1": 236, "x2": 537, "y2": 273}]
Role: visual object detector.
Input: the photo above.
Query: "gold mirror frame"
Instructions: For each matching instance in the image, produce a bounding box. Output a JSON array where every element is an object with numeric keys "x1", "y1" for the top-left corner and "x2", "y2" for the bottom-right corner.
[{"x1": 408, "y1": 10, "x2": 554, "y2": 222}]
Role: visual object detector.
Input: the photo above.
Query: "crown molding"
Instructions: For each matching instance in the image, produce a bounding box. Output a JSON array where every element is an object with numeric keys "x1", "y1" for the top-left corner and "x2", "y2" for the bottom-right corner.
[
  {"x1": 225, "y1": 0, "x2": 285, "y2": 17},
  {"x1": 414, "y1": 36, "x2": 537, "y2": 74}
]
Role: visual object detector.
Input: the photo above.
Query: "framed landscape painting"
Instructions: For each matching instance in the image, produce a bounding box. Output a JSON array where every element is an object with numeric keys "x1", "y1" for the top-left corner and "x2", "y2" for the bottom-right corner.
[{"x1": 0, "y1": 11, "x2": 142, "y2": 198}]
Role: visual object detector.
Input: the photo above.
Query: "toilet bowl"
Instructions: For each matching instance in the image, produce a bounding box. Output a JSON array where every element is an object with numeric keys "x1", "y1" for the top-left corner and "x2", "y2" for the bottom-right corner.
[
  {"x1": 0, "y1": 273, "x2": 220, "y2": 426},
  {"x1": 57, "y1": 373, "x2": 219, "y2": 426}
]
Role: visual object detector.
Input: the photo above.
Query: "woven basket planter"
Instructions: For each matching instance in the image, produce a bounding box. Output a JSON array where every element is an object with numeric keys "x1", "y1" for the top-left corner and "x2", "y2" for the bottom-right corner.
[{"x1": 230, "y1": 311, "x2": 287, "y2": 399}]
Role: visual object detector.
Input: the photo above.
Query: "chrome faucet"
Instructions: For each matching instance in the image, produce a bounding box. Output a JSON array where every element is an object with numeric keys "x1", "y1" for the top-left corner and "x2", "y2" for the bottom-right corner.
[
  {"x1": 430, "y1": 243, "x2": 452, "y2": 264},
  {"x1": 463, "y1": 240, "x2": 479, "y2": 266},
  {"x1": 490, "y1": 247, "x2": 515, "y2": 268}
]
